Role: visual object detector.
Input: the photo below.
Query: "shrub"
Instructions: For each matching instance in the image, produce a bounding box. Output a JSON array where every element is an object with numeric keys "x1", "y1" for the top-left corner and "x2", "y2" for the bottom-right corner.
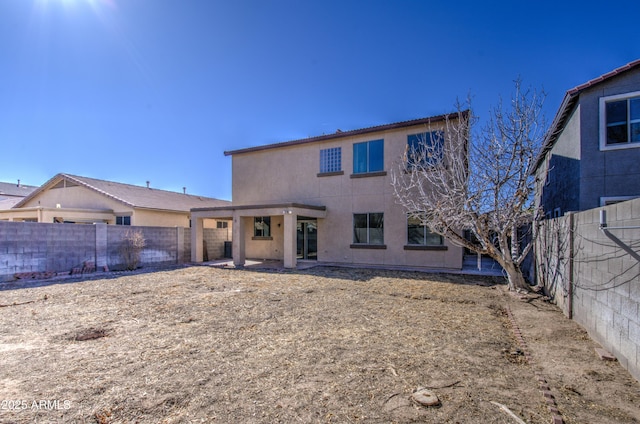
[{"x1": 120, "y1": 229, "x2": 146, "y2": 271}]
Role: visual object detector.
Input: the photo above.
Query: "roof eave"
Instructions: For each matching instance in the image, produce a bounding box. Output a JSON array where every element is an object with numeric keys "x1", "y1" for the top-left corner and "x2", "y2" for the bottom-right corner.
[{"x1": 224, "y1": 111, "x2": 468, "y2": 156}]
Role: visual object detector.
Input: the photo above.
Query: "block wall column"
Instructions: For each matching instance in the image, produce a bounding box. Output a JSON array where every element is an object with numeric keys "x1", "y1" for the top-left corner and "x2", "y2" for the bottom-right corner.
[
  {"x1": 191, "y1": 217, "x2": 204, "y2": 262},
  {"x1": 176, "y1": 226, "x2": 185, "y2": 264},
  {"x1": 95, "y1": 223, "x2": 108, "y2": 271}
]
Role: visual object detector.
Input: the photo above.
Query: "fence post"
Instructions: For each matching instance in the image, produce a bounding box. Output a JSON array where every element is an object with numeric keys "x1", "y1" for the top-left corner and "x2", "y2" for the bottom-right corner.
[
  {"x1": 95, "y1": 223, "x2": 108, "y2": 272},
  {"x1": 176, "y1": 227, "x2": 185, "y2": 264}
]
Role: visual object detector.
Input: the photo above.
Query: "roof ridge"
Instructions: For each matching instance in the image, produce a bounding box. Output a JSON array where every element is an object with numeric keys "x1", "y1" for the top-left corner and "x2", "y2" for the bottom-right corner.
[{"x1": 64, "y1": 173, "x2": 220, "y2": 200}]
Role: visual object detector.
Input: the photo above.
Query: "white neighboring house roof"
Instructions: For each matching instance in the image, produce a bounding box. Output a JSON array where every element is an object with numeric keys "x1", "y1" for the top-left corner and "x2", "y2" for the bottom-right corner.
[{"x1": 12, "y1": 173, "x2": 230, "y2": 213}]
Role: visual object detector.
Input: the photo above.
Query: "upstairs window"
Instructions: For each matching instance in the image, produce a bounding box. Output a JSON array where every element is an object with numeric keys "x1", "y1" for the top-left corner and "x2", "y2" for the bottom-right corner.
[
  {"x1": 353, "y1": 139, "x2": 384, "y2": 173},
  {"x1": 600, "y1": 92, "x2": 640, "y2": 150},
  {"x1": 407, "y1": 131, "x2": 444, "y2": 168},
  {"x1": 319, "y1": 147, "x2": 342, "y2": 173}
]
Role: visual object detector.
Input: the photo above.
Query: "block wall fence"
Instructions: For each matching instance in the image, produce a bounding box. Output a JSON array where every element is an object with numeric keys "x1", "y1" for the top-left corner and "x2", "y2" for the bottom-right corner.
[
  {"x1": 535, "y1": 197, "x2": 640, "y2": 381},
  {"x1": 0, "y1": 222, "x2": 230, "y2": 282}
]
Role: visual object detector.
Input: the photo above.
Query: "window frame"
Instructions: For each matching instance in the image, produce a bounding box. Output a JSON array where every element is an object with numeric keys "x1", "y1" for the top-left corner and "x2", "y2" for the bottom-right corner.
[
  {"x1": 319, "y1": 146, "x2": 343, "y2": 175},
  {"x1": 600, "y1": 196, "x2": 638, "y2": 206},
  {"x1": 352, "y1": 139, "x2": 384, "y2": 175},
  {"x1": 253, "y1": 216, "x2": 272, "y2": 239},
  {"x1": 351, "y1": 212, "x2": 385, "y2": 248},
  {"x1": 405, "y1": 214, "x2": 445, "y2": 250},
  {"x1": 406, "y1": 131, "x2": 444, "y2": 169},
  {"x1": 599, "y1": 90, "x2": 640, "y2": 151},
  {"x1": 116, "y1": 216, "x2": 131, "y2": 226}
]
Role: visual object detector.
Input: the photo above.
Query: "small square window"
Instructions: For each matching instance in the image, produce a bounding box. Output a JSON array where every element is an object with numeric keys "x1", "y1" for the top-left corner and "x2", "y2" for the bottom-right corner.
[
  {"x1": 216, "y1": 221, "x2": 228, "y2": 229},
  {"x1": 116, "y1": 216, "x2": 131, "y2": 226},
  {"x1": 254, "y1": 216, "x2": 271, "y2": 237},
  {"x1": 320, "y1": 147, "x2": 342, "y2": 173}
]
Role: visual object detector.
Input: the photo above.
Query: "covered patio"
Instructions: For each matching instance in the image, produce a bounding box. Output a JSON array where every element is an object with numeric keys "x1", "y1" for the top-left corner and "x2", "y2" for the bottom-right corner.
[{"x1": 191, "y1": 203, "x2": 327, "y2": 269}]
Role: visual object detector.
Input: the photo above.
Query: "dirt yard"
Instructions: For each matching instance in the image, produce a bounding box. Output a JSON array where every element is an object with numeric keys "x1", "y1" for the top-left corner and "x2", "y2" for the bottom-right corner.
[{"x1": 0, "y1": 265, "x2": 638, "y2": 423}]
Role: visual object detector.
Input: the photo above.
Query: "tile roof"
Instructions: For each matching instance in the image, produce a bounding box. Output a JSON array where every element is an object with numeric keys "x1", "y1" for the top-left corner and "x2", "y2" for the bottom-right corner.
[
  {"x1": 0, "y1": 181, "x2": 38, "y2": 197},
  {"x1": 0, "y1": 197, "x2": 23, "y2": 210},
  {"x1": 224, "y1": 111, "x2": 468, "y2": 156},
  {"x1": 13, "y1": 174, "x2": 230, "y2": 212},
  {"x1": 531, "y1": 59, "x2": 640, "y2": 173}
]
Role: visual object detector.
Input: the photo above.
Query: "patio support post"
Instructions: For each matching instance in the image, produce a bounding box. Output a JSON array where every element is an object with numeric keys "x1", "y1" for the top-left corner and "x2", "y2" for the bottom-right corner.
[
  {"x1": 232, "y1": 214, "x2": 246, "y2": 267},
  {"x1": 191, "y1": 216, "x2": 204, "y2": 262},
  {"x1": 283, "y1": 211, "x2": 297, "y2": 269}
]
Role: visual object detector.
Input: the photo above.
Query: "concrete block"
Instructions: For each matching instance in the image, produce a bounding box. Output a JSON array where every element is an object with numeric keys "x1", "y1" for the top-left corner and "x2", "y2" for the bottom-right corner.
[
  {"x1": 619, "y1": 296, "x2": 639, "y2": 321},
  {"x1": 630, "y1": 280, "x2": 640, "y2": 304},
  {"x1": 619, "y1": 337, "x2": 636, "y2": 368},
  {"x1": 608, "y1": 290, "x2": 622, "y2": 311},
  {"x1": 581, "y1": 208, "x2": 596, "y2": 225},
  {"x1": 629, "y1": 321, "x2": 640, "y2": 346},
  {"x1": 615, "y1": 200, "x2": 633, "y2": 221},
  {"x1": 607, "y1": 256, "x2": 623, "y2": 276},
  {"x1": 612, "y1": 312, "x2": 629, "y2": 337}
]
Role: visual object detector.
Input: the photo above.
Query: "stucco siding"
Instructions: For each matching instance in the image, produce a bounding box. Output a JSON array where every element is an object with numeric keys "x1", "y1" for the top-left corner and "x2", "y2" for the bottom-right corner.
[
  {"x1": 537, "y1": 104, "x2": 581, "y2": 216},
  {"x1": 578, "y1": 71, "x2": 640, "y2": 210},
  {"x1": 133, "y1": 209, "x2": 190, "y2": 227},
  {"x1": 22, "y1": 185, "x2": 123, "y2": 211},
  {"x1": 231, "y1": 121, "x2": 464, "y2": 270}
]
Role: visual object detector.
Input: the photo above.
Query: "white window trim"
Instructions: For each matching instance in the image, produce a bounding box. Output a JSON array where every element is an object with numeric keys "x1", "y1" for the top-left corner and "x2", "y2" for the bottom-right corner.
[
  {"x1": 599, "y1": 90, "x2": 640, "y2": 151},
  {"x1": 600, "y1": 196, "x2": 638, "y2": 206}
]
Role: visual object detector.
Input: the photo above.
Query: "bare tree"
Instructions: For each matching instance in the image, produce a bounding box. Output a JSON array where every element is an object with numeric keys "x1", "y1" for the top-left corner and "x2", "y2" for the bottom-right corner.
[{"x1": 391, "y1": 80, "x2": 546, "y2": 291}]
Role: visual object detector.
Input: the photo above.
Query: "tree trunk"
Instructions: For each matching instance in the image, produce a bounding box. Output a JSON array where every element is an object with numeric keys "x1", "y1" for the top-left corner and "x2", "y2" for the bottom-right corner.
[{"x1": 501, "y1": 260, "x2": 529, "y2": 291}]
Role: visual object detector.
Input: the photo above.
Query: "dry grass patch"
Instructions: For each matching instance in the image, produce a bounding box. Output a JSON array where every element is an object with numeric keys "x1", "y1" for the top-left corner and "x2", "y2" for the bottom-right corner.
[{"x1": 0, "y1": 266, "x2": 638, "y2": 423}]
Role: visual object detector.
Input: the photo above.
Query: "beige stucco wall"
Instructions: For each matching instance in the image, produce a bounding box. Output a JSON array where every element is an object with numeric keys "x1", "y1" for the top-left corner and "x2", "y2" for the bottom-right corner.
[
  {"x1": 231, "y1": 122, "x2": 464, "y2": 269},
  {"x1": 133, "y1": 208, "x2": 189, "y2": 227}
]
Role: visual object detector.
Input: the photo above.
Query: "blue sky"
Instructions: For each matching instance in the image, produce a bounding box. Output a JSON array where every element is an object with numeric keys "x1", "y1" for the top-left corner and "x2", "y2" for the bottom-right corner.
[{"x1": 1, "y1": 0, "x2": 638, "y2": 201}]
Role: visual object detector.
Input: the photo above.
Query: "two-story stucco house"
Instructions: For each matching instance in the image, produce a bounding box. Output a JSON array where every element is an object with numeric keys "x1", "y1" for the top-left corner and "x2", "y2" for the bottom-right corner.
[
  {"x1": 191, "y1": 113, "x2": 466, "y2": 270},
  {"x1": 532, "y1": 59, "x2": 640, "y2": 217}
]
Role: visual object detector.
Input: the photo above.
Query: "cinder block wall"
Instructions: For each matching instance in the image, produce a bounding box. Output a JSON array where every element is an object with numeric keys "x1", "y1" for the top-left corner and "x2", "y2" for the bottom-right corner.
[
  {"x1": 107, "y1": 226, "x2": 180, "y2": 270},
  {"x1": 204, "y1": 228, "x2": 231, "y2": 260},
  {"x1": 0, "y1": 221, "x2": 96, "y2": 279},
  {"x1": 0, "y1": 223, "x2": 230, "y2": 281},
  {"x1": 536, "y1": 198, "x2": 640, "y2": 381}
]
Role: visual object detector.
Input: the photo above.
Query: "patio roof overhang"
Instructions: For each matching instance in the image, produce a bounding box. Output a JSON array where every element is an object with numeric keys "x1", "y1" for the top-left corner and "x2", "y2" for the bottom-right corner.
[{"x1": 191, "y1": 202, "x2": 327, "y2": 220}]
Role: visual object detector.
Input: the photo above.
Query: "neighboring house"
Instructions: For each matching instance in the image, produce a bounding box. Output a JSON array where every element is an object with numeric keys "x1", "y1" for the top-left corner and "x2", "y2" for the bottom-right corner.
[
  {"x1": 532, "y1": 59, "x2": 640, "y2": 217},
  {"x1": 191, "y1": 113, "x2": 466, "y2": 270},
  {"x1": 0, "y1": 173, "x2": 231, "y2": 227},
  {"x1": 0, "y1": 180, "x2": 37, "y2": 210}
]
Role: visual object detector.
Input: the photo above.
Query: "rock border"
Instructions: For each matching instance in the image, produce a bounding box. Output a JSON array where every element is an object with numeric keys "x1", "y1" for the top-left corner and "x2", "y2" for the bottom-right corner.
[{"x1": 505, "y1": 305, "x2": 564, "y2": 424}]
